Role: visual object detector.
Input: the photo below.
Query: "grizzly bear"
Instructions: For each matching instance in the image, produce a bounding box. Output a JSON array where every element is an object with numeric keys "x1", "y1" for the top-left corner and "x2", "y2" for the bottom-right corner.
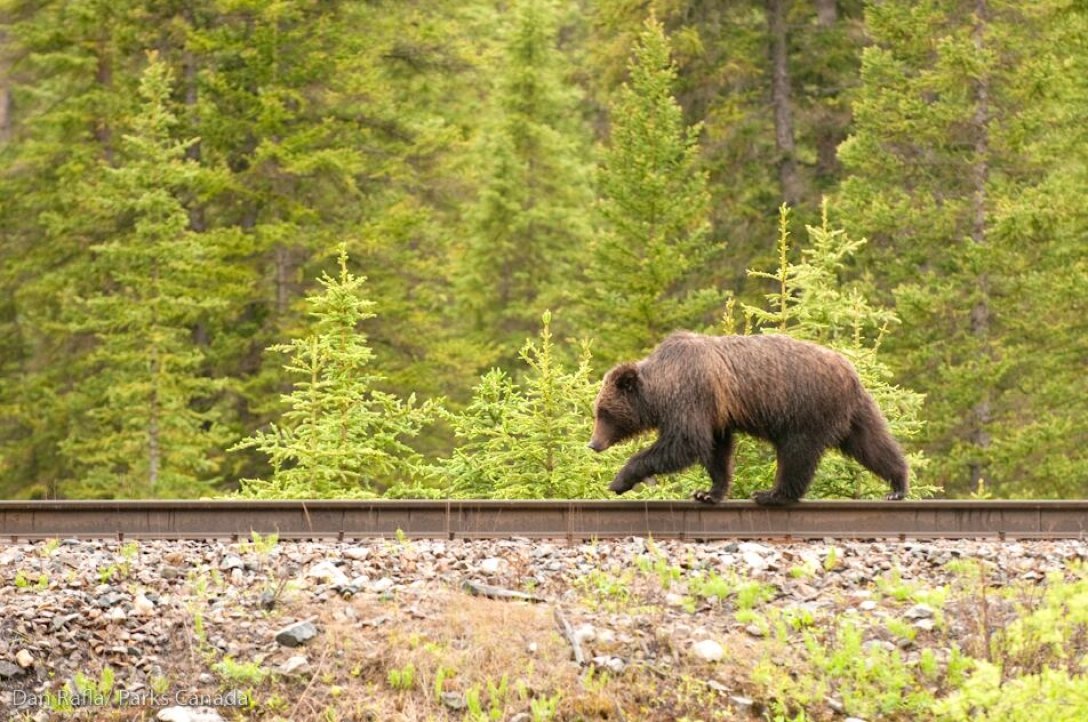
[{"x1": 588, "y1": 332, "x2": 909, "y2": 505}]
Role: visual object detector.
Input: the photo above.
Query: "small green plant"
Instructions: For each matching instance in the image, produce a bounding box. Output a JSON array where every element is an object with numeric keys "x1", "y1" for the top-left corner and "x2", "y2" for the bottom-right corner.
[
  {"x1": 120, "y1": 540, "x2": 139, "y2": 562},
  {"x1": 688, "y1": 571, "x2": 731, "y2": 602},
  {"x1": 433, "y1": 665, "x2": 455, "y2": 702},
  {"x1": 636, "y1": 543, "x2": 683, "y2": 590},
  {"x1": 788, "y1": 564, "x2": 816, "y2": 579},
  {"x1": 823, "y1": 547, "x2": 840, "y2": 571},
  {"x1": 530, "y1": 693, "x2": 561, "y2": 721},
  {"x1": 387, "y1": 662, "x2": 416, "y2": 691},
  {"x1": 213, "y1": 657, "x2": 269, "y2": 685},
  {"x1": 40, "y1": 538, "x2": 60, "y2": 557},
  {"x1": 574, "y1": 569, "x2": 633, "y2": 611},
  {"x1": 736, "y1": 581, "x2": 776, "y2": 610},
  {"x1": 73, "y1": 667, "x2": 118, "y2": 705},
  {"x1": 240, "y1": 530, "x2": 279, "y2": 556}
]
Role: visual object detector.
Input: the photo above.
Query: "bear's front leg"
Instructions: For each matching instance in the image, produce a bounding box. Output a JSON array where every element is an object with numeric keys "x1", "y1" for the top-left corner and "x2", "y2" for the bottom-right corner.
[{"x1": 608, "y1": 435, "x2": 701, "y2": 495}]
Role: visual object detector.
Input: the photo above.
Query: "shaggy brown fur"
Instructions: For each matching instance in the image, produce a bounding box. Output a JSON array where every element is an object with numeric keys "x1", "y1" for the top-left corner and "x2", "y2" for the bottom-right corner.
[{"x1": 588, "y1": 332, "x2": 909, "y2": 505}]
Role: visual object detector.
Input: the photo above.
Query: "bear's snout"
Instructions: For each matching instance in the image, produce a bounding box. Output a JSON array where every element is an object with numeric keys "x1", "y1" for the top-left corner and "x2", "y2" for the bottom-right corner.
[{"x1": 587, "y1": 438, "x2": 608, "y2": 453}]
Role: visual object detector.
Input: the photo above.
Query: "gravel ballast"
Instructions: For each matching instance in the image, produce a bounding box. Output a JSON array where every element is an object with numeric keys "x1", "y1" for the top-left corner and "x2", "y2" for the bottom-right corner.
[{"x1": 1, "y1": 536, "x2": 1085, "y2": 721}]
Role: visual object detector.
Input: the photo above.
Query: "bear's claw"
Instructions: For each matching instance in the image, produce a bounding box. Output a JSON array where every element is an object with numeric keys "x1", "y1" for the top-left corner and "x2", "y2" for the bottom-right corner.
[
  {"x1": 692, "y1": 490, "x2": 722, "y2": 505},
  {"x1": 885, "y1": 491, "x2": 905, "y2": 501},
  {"x1": 752, "y1": 490, "x2": 799, "y2": 507}
]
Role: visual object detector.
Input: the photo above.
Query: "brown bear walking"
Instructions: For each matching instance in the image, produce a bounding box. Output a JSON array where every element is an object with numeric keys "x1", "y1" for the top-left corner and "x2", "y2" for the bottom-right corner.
[{"x1": 588, "y1": 332, "x2": 909, "y2": 505}]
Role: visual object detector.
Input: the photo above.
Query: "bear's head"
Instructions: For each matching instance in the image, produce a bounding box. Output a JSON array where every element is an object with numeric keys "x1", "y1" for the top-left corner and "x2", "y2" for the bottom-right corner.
[{"x1": 588, "y1": 363, "x2": 647, "y2": 452}]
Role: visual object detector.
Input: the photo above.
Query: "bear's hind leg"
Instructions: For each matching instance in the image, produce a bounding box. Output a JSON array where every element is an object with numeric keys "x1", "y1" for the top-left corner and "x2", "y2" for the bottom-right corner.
[
  {"x1": 839, "y1": 400, "x2": 909, "y2": 500},
  {"x1": 753, "y1": 437, "x2": 823, "y2": 506},
  {"x1": 693, "y1": 432, "x2": 735, "y2": 505}
]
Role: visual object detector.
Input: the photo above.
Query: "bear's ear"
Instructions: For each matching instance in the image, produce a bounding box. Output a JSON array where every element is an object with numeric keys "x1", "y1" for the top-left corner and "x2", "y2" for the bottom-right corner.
[{"x1": 612, "y1": 363, "x2": 639, "y2": 393}]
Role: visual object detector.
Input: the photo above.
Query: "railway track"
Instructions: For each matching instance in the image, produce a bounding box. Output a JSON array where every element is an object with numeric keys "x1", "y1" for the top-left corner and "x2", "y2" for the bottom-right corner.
[{"x1": 0, "y1": 499, "x2": 1085, "y2": 541}]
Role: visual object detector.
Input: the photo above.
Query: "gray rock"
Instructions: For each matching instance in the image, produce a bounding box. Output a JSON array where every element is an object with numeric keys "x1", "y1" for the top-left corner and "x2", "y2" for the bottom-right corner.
[
  {"x1": 274, "y1": 619, "x2": 318, "y2": 648},
  {"x1": 156, "y1": 706, "x2": 226, "y2": 722},
  {"x1": 95, "y1": 591, "x2": 127, "y2": 608},
  {"x1": 370, "y1": 577, "x2": 395, "y2": 594},
  {"x1": 342, "y1": 546, "x2": 371, "y2": 561},
  {"x1": 0, "y1": 660, "x2": 24, "y2": 679},
  {"x1": 904, "y1": 603, "x2": 935, "y2": 620},
  {"x1": 219, "y1": 554, "x2": 245, "y2": 571},
  {"x1": 279, "y1": 655, "x2": 311, "y2": 675},
  {"x1": 441, "y1": 692, "x2": 466, "y2": 710},
  {"x1": 691, "y1": 639, "x2": 724, "y2": 662},
  {"x1": 306, "y1": 561, "x2": 349, "y2": 587}
]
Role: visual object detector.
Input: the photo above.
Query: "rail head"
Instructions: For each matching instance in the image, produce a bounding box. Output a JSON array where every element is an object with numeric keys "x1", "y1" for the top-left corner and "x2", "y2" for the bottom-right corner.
[{"x1": 1, "y1": 499, "x2": 1085, "y2": 541}]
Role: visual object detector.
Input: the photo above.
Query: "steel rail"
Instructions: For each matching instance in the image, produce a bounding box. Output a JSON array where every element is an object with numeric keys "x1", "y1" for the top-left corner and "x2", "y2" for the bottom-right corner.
[{"x1": 0, "y1": 499, "x2": 1085, "y2": 541}]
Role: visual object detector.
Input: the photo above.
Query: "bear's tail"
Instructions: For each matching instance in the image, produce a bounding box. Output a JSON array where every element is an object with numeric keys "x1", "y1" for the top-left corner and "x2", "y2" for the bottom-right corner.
[{"x1": 839, "y1": 395, "x2": 909, "y2": 498}]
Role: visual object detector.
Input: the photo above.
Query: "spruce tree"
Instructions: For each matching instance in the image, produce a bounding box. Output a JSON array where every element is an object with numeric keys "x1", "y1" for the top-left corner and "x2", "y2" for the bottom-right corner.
[
  {"x1": 838, "y1": 0, "x2": 1085, "y2": 495},
  {"x1": 584, "y1": 16, "x2": 720, "y2": 365},
  {"x1": 232, "y1": 246, "x2": 436, "y2": 499},
  {"x1": 59, "y1": 56, "x2": 229, "y2": 498},
  {"x1": 455, "y1": 0, "x2": 594, "y2": 370},
  {"x1": 439, "y1": 312, "x2": 625, "y2": 499}
]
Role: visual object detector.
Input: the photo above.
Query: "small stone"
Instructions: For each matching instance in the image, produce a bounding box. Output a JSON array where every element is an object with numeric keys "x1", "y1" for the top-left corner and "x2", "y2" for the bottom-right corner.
[
  {"x1": 370, "y1": 577, "x2": 395, "y2": 594},
  {"x1": 573, "y1": 624, "x2": 596, "y2": 644},
  {"x1": 480, "y1": 557, "x2": 502, "y2": 574},
  {"x1": 691, "y1": 639, "x2": 724, "y2": 662},
  {"x1": 742, "y1": 552, "x2": 769, "y2": 571},
  {"x1": 526, "y1": 642, "x2": 538, "y2": 654},
  {"x1": 914, "y1": 618, "x2": 936, "y2": 632},
  {"x1": 0, "y1": 661, "x2": 24, "y2": 679},
  {"x1": 133, "y1": 594, "x2": 155, "y2": 616},
  {"x1": 307, "y1": 561, "x2": 349, "y2": 587},
  {"x1": 664, "y1": 592, "x2": 686, "y2": 607},
  {"x1": 845, "y1": 718, "x2": 867, "y2": 722},
  {"x1": 279, "y1": 656, "x2": 311, "y2": 675},
  {"x1": 259, "y1": 590, "x2": 277, "y2": 610},
  {"x1": 509, "y1": 714, "x2": 532, "y2": 722},
  {"x1": 107, "y1": 606, "x2": 127, "y2": 622},
  {"x1": 15, "y1": 649, "x2": 34, "y2": 669},
  {"x1": 219, "y1": 555, "x2": 245, "y2": 571},
  {"x1": 745, "y1": 624, "x2": 765, "y2": 638},
  {"x1": 274, "y1": 620, "x2": 318, "y2": 648},
  {"x1": 441, "y1": 692, "x2": 466, "y2": 710},
  {"x1": 859, "y1": 600, "x2": 878, "y2": 612},
  {"x1": 592, "y1": 655, "x2": 626, "y2": 675},
  {"x1": 730, "y1": 695, "x2": 754, "y2": 709},
  {"x1": 904, "y1": 604, "x2": 935, "y2": 620},
  {"x1": 342, "y1": 546, "x2": 371, "y2": 561},
  {"x1": 156, "y1": 707, "x2": 226, "y2": 722}
]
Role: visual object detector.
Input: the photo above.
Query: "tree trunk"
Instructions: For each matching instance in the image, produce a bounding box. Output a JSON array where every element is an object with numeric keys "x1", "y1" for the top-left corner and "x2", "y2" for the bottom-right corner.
[
  {"x1": 95, "y1": 37, "x2": 114, "y2": 164},
  {"x1": 766, "y1": 0, "x2": 800, "y2": 207},
  {"x1": 968, "y1": 0, "x2": 992, "y2": 489},
  {"x1": 0, "y1": 31, "x2": 11, "y2": 144},
  {"x1": 815, "y1": 0, "x2": 837, "y2": 27}
]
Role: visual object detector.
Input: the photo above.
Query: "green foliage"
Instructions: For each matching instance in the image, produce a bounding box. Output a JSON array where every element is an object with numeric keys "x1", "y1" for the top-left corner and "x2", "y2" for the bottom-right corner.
[
  {"x1": 582, "y1": 16, "x2": 721, "y2": 365},
  {"x1": 438, "y1": 312, "x2": 624, "y2": 498},
  {"x1": 456, "y1": 0, "x2": 594, "y2": 368},
  {"x1": 0, "y1": 0, "x2": 1083, "y2": 500},
  {"x1": 57, "y1": 56, "x2": 230, "y2": 499},
  {"x1": 232, "y1": 246, "x2": 436, "y2": 498},
  {"x1": 837, "y1": 0, "x2": 1088, "y2": 496}
]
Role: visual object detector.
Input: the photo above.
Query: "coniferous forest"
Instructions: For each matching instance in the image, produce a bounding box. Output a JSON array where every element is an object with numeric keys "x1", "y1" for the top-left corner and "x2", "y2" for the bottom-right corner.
[{"x1": 0, "y1": 1, "x2": 1085, "y2": 501}]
